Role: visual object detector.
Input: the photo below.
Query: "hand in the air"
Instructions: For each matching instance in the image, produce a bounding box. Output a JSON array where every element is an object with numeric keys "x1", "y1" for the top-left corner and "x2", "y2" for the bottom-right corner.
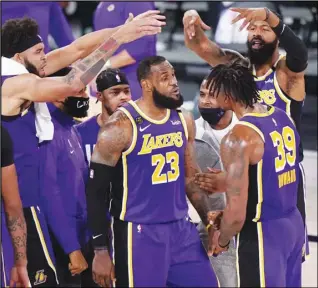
[
  {"x1": 117, "y1": 10, "x2": 166, "y2": 44},
  {"x1": 195, "y1": 168, "x2": 227, "y2": 193},
  {"x1": 183, "y1": 9, "x2": 211, "y2": 39},
  {"x1": 92, "y1": 250, "x2": 115, "y2": 288},
  {"x1": 68, "y1": 250, "x2": 88, "y2": 276},
  {"x1": 10, "y1": 265, "x2": 30, "y2": 288},
  {"x1": 230, "y1": 7, "x2": 268, "y2": 31}
]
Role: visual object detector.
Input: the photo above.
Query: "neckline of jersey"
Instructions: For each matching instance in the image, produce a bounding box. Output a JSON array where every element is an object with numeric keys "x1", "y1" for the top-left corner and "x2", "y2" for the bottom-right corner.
[
  {"x1": 128, "y1": 100, "x2": 171, "y2": 125},
  {"x1": 243, "y1": 106, "x2": 275, "y2": 117}
]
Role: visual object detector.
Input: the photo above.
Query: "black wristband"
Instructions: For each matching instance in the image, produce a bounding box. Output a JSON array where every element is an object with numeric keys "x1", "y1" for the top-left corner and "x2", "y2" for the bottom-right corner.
[
  {"x1": 272, "y1": 18, "x2": 285, "y2": 36},
  {"x1": 219, "y1": 240, "x2": 230, "y2": 248}
]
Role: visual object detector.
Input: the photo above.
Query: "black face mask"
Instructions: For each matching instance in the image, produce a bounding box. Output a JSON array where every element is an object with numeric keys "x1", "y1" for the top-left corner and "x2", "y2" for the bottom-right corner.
[
  {"x1": 153, "y1": 87, "x2": 184, "y2": 110},
  {"x1": 199, "y1": 107, "x2": 226, "y2": 126},
  {"x1": 247, "y1": 36, "x2": 278, "y2": 66},
  {"x1": 63, "y1": 97, "x2": 89, "y2": 118}
]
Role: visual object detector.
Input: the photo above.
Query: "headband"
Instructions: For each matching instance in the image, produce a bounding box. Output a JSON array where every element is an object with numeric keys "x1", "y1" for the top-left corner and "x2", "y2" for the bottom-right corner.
[{"x1": 16, "y1": 34, "x2": 43, "y2": 54}]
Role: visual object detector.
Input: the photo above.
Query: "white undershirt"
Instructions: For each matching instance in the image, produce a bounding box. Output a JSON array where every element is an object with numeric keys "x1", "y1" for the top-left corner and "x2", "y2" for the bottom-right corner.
[
  {"x1": 208, "y1": 112, "x2": 239, "y2": 146},
  {"x1": 188, "y1": 112, "x2": 239, "y2": 223}
]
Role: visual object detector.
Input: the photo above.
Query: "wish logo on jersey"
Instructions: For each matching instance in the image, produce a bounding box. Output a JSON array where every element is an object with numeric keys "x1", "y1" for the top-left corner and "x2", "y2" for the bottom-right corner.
[{"x1": 138, "y1": 132, "x2": 183, "y2": 155}]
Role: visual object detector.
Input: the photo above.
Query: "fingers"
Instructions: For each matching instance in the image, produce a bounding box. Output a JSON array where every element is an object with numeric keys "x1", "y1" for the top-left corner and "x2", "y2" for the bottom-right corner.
[
  {"x1": 239, "y1": 14, "x2": 253, "y2": 31},
  {"x1": 200, "y1": 19, "x2": 211, "y2": 31},
  {"x1": 10, "y1": 279, "x2": 15, "y2": 287},
  {"x1": 207, "y1": 167, "x2": 221, "y2": 173},
  {"x1": 230, "y1": 7, "x2": 246, "y2": 13},
  {"x1": 231, "y1": 12, "x2": 245, "y2": 25},
  {"x1": 139, "y1": 10, "x2": 162, "y2": 17}
]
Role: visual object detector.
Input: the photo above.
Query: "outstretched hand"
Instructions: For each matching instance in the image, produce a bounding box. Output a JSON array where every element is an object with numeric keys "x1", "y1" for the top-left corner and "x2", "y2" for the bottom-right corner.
[
  {"x1": 195, "y1": 168, "x2": 227, "y2": 193},
  {"x1": 183, "y1": 9, "x2": 211, "y2": 39},
  {"x1": 230, "y1": 7, "x2": 268, "y2": 31},
  {"x1": 117, "y1": 10, "x2": 166, "y2": 44}
]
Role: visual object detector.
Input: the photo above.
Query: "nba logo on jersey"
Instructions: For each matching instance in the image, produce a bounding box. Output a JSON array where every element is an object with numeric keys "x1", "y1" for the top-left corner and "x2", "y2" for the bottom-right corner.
[{"x1": 137, "y1": 224, "x2": 142, "y2": 233}]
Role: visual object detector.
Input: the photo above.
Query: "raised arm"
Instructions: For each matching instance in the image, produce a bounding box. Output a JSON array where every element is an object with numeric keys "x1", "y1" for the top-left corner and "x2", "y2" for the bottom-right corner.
[
  {"x1": 183, "y1": 10, "x2": 229, "y2": 66},
  {"x1": 231, "y1": 7, "x2": 308, "y2": 101},
  {"x1": 86, "y1": 109, "x2": 132, "y2": 287},
  {"x1": 2, "y1": 13, "x2": 165, "y2": 111},
  {"x1": 45, "y1": 10, "x2": 165, "y2": 75}
]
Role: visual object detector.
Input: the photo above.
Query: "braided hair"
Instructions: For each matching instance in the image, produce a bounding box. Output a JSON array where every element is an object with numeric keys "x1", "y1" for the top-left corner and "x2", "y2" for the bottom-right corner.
[{"x1": 206, "y1": 59, "x2": 260, "y2": 108}]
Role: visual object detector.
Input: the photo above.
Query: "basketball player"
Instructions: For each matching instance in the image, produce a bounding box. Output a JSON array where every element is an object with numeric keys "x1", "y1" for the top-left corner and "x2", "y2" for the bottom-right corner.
[
  {"x1": 1, "y1": 125, "x2": 30, "y2": 288},
  {"x1": 86, "y1": 56, "x2": 219, "y2": 287},
  {"x1": 1, "y1": 13, "x2": 165, "y2": 286},
  {"x1": 75, "y1": 68, "x2": 131, "y2": 164},
  {"x1": 183, "y1": 7, "x2": 309, "y2": 260},
  {"x1": 195, "y1": 61, "x2": 304, "y2": 287}
]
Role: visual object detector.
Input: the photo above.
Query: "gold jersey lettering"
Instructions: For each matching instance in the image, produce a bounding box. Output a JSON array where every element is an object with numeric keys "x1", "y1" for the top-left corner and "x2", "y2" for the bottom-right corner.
[
  {"x1": 138, "y1": 132, "x2": 183, "y2": 155},
  {"x1": 258, "y1": 89, "x2": 276, "y2": 105},
  {"x1": 278, "y1": 169, "x2": 296, "y2": 188}
]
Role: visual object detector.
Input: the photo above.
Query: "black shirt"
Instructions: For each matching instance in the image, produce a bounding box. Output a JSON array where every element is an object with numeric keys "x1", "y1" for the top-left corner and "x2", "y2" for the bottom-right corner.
[{"x1": 1, "y1": 125, "x2": 14, "y2": 168}]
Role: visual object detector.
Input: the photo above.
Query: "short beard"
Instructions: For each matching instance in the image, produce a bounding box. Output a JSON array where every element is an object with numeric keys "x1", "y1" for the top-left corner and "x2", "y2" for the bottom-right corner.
[
  {"x1": 153, "y1": 88, "x2": 184, "y2": 110},
  {"x1": 24, "y1": 59, "x2": 40, "y2": 76},
  {"x1": 247, "y1": 37, "x2": 278, "y2": 66},
  {"x1": 103, "y1": 104, "x2": 115, "y2": 116}
]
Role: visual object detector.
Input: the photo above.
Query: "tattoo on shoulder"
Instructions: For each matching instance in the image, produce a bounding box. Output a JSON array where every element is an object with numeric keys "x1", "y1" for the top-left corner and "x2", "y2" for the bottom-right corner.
[
  {"x1": 95, "y1": 110, "x2": 131, "y2": 166},
  {"x1": 222, "y1": 133, "x2": 247, "y2": 181}
]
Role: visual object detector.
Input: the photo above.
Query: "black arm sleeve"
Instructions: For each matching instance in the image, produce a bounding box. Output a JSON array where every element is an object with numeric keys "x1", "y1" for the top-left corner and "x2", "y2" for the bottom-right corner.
[
  {"x1": 272, "y1": 18, "x2": 308, "y2": 73},
  {"x1": 86, "y1": 161, "x2": 114, "y2": 249},
  {"x1": 1, "y1": 125, "x2": 14, "y2": 168}
]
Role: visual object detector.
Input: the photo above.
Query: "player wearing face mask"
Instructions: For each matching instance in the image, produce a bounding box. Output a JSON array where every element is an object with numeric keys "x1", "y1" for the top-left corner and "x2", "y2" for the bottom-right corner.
[
  {"x1": 186, "y1": 76, "x2": 238, "y2": 287},
  {"x1": 38, "y1": 67, "x2": 97, "y2": 287}
]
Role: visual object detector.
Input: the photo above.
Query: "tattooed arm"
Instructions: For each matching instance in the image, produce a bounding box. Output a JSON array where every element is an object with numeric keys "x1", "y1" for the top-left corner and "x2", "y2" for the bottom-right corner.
[
  {"x1": 2, "y1": 13, "x2": 164, "y2": 110},
  {"x1": 86, "y1": 110, "x2": 132, "y2": 287},
  {"x1": 217, "y1": 125, "x2": 262, "y2": 246},
  {"x1": 2, "y1": 164, "x2": 27, "y2": 265},
  {"x1": 183, "y1": 110, "x2": 214, "y2": 226},
  {"x1": 183, "y1": 10, "x2": 248, "y2": 67},
  {"x1": 45, "y1": 10, "x2": 165, "y2": 75},
  {"x1": 1, "y1": 126, "x2": 27, "y2": 266}
]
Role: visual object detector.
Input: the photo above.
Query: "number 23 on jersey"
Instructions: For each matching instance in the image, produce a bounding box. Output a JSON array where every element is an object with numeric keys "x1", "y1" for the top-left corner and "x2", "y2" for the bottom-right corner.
[{"x1": 152, "y1": 151, "x2": 180, "y2": 185}]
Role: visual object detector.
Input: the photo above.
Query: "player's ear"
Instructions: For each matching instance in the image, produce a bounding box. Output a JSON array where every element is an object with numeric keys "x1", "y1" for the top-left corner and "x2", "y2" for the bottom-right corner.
[
  {"x1": 96, "y1": 92, "x2": 103, "y2": 102},
  {"x1": 141, "y1": 79, "x2": 152, "y2": 92},
  {"x1": 13, "y1": 53, "x2": 24, "y2": 65}
]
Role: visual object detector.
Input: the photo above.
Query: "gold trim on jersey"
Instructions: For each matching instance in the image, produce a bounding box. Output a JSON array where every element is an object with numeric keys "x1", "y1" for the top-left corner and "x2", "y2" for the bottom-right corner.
[
  {"x1": 237, "y1": 121, "x2": 265, "y2": 142},
  {"x1": 253, "y1": 160, "x2": 264, "y2": 222},
  {"x1": 177, "y1": 111, "x2": 189, "y2": 140},
  {"x1": 243, "y1": 106, "x2": 275, "y2": 118},
  {"x1": 257, "y1": 222, "x2": 266, "y2": 287},
  {"x1": 127, "y1": 222, "x2": 134, "y2": 287},
  {"x1": 253, "y1": 68, "x2": 273, "y2": 81},
  {"x1": 273, "y1": 72, "x2": 291, "y2": 116},
  {"x1": 118, "y1": 107, "x2": 138, "y2": 221},
  {"x1": 30, "y1": 207, "x2": 58, "y2": 284},
  {"x1": 128, "y1": 100, "x2": 170, "y2": 124},
  {"x1": 253, "y1": 54, "x2": 286, "y2": 81},
  {"x1": 235, "y1": 233, "x2": 241, "y2": 287}
]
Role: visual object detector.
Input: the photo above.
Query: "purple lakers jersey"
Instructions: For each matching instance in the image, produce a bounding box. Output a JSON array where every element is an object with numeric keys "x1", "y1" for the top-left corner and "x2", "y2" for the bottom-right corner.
[
  {"x1": 254, "y1": 55, "x2": 304, "y2": 132},
  {"x1": 110, "y1": 101, "x2": 188, "y2": 224},
  {"x1": 2, "y1": 73, "x2": 41, "y2": 207},
  {"x1": 239, "y1": 106, "x2": 301, "y2": 221}
]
